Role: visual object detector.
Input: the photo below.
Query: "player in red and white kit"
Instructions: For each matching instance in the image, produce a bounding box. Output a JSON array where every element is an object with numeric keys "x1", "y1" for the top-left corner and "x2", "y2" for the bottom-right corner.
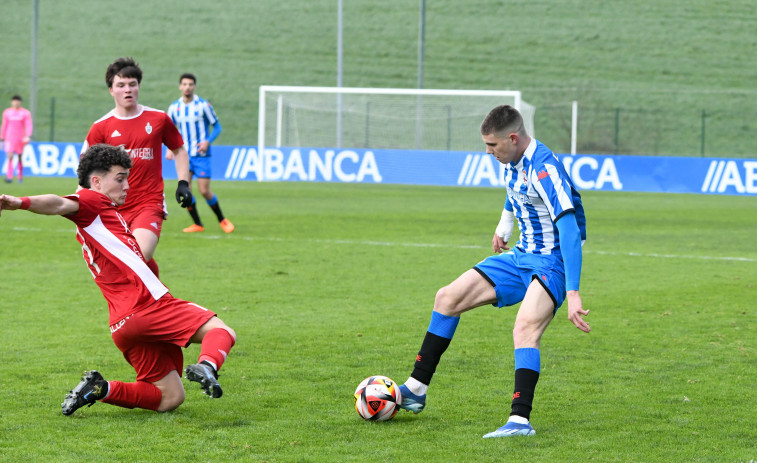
[
  {"x1": 82, "y1": 57, "x2": 194, "y2": 277},
  {"x1": 0, "y1": 144, "x2": 236, "y2": 416}
]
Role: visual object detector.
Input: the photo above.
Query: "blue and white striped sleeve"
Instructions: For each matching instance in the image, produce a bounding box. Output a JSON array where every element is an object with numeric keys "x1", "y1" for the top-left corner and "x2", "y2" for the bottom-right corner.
[{"x1": 532, "y1": 161, "x2": 575, "y2": 222}]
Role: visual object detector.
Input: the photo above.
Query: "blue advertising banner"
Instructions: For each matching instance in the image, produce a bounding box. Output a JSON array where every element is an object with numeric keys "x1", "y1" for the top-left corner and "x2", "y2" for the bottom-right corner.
[{"x1": 5, "y1": 142, "x2": 756, "y2": 196}]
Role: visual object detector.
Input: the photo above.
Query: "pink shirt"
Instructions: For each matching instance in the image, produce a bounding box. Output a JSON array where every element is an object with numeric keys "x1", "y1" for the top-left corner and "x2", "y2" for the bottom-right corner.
[{"x1": 1, "y1": 107, "x2": 33, "y2": 143}]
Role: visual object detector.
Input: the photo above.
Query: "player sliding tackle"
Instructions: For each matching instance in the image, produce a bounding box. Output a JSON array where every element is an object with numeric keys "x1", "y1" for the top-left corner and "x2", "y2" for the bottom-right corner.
[
  {"x1": 397, "y1": 105, "x2": 590, "y2": 438},
  {"x1": 0, "y1": 143, "x2": 237, "y2": 416}
]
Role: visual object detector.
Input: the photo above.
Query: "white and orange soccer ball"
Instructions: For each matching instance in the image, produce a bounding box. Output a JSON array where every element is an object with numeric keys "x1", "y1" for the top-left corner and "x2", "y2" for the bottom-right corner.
[{"x1": 353, "y1": 375, "x2": 402, "y2": 421}]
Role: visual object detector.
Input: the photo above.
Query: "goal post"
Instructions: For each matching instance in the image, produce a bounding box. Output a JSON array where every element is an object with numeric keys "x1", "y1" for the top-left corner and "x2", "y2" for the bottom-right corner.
[{"x1": 257, "y1": 86, "x2": 535, "y2": 156}]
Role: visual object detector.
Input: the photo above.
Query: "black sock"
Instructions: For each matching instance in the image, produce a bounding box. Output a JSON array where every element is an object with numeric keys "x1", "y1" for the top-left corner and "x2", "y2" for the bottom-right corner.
[
  {"x1": 188, "y1": 203, "x2": 203, "y2": 226},
  {"x1": 410, "y1": 331, "x2": 453, "y2": 385},
  {"x1": 510, "y1": 368, "x2": 540, "y2": 420},
  {"x1": 209, "y1": 201, "x2": 225, "y2": 222}
]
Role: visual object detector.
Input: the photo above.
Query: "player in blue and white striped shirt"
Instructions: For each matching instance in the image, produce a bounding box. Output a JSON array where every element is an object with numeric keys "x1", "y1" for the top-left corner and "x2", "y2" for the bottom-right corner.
[
  {"x1": 168, "y1": 73, "x2": 234, "y2": 233},
  {"x1": 398, "y1": 105, "x2": 590, "y2": 438}
]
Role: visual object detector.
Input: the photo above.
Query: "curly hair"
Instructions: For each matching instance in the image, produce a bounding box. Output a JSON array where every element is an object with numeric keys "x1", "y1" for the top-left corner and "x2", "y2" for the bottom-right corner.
[
  {"x1": 105, "y1": 57, "x2": 142, "y2": 88},
  {"x1": 78, "y1": 144, "x2": 132, "y2": 188}
]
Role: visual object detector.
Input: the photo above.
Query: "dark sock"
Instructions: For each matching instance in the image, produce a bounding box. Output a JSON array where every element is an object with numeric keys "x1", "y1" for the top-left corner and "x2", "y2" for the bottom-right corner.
[
  {"x1": 410, "y1": 331, "x2": 453, "y2": 385},
  {"x1": 207, "y1": 197, "x2": 225, "y2": 222},
  {"x1": 510, "y1": 368, "x2": 540, "y2": 420},
  {"x1": 188, "y1": 199, "x2": 203, "y2": 226}
]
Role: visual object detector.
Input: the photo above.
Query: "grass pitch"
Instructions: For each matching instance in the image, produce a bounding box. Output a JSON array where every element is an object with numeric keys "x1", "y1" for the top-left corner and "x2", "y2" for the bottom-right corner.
[{"x1": 0, "y1": 177, "x2": 755, "y2": 462}]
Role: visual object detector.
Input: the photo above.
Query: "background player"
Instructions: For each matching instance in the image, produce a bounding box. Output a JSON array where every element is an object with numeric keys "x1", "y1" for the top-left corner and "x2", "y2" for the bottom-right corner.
[
  {"x1": 397, "y1": 105, "x2": 590, "y2": 438},
  {"x1": 81, "y1": 57, "x2": 194, "y2": 276},
  {"x1": 0, "y1": 143, "x2": 237, "y2": 416},
  {"x1": 1, "y1": 94, "x2": 33, "y2": 183},
  {"x1": 168, "y1": 73, "x2": 234, "y2": 233}
]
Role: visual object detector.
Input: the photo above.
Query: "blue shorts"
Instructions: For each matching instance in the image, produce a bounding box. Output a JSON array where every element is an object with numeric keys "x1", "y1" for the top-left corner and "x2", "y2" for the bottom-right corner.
[
  {"x1": 473, "y1": 247, "x2": 566, "y2": 311},
  {"x1": 189, "y1": 155, "x2": 212, "y2": 179}
]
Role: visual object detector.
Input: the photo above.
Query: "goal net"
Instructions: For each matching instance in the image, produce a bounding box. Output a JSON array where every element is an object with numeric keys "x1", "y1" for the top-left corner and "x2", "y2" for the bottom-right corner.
[{"x1": 258, "y1": 86, "x2": 535, "y2": 153}]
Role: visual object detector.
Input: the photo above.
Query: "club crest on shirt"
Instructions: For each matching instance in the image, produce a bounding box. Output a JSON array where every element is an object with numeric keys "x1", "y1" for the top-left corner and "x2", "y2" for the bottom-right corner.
[{"x1": 145, "y1": 122, "x2": 152, "y2": 134}]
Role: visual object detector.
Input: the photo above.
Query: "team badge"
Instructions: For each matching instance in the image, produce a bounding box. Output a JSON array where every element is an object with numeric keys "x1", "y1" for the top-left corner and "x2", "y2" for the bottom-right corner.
[{"x1": 145, "y1": 122, "x2": 152, "y2": 134}]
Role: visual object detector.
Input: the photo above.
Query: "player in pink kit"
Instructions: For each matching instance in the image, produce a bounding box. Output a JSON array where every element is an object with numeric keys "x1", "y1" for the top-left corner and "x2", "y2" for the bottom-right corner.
[
  {"x1": 82, "y1": 57, "x2": 193, "y2": 277},
  {"x1": 1, "y1": 95, "x2": 33, "y2": 183},
  {"x1": 0, "y1": 144, "x2": 236, "y2": 415}
]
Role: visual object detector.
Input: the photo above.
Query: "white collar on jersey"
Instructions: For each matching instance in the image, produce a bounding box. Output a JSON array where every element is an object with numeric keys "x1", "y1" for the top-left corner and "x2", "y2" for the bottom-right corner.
[{"x1": 511, "y1": 138, "x2": 537, "y2": 170}]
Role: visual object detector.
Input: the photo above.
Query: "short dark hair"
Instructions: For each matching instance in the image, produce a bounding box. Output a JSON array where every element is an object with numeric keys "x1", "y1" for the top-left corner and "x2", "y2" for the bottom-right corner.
[
  {"x1": 105, "y1": 57, "x2": 142, "y2": 88},
  {"x1": 78, "y1": 144, "x2": 132, "y2": 188},
  {"x1": 179, "y1": 73, "x2": 196, "y2": 84},
  {"x1": 11, "y1": 94, "x2": 22, "y2": 101},
  {"x1": 480, "y1": 105, "x2": 526, "y2": 137}
]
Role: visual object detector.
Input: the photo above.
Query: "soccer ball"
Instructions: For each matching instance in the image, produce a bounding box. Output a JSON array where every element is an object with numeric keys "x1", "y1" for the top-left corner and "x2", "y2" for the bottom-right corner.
[{"x1": 353, "y1": 375, "x2": 402, "y2": 421}]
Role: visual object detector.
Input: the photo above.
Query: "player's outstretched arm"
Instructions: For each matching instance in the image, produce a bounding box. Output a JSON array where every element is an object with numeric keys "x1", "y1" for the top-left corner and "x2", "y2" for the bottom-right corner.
[{"x1": 0, "y1": 194, "x2": 79, "y2": 218}]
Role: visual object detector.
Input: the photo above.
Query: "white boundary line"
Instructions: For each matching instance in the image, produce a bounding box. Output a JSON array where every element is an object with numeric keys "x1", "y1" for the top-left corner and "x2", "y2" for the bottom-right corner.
[{"x1": 9, "y1": 227, "x2": 756, "y2": 263}]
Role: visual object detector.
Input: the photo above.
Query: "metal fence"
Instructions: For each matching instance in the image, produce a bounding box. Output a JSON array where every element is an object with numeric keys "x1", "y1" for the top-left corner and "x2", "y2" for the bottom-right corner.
[{"x1": 536, "y1": 103, "x2": 756, "y2": 158}]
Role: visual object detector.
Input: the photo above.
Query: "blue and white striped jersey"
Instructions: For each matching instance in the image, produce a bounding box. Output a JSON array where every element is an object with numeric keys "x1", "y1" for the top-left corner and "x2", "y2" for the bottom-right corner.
[
  {"x1": 167, "y1": 94, "x2": 221, "y2": 157},
  {"x1": 504, "y1": 138, "x2": 586, "y2": 255}
]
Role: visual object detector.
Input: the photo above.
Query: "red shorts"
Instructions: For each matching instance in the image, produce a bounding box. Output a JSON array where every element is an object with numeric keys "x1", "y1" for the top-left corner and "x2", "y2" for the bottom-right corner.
[
  {"x1": 110, "y1": 295, "x2": 216, "y2": 383},
  {"x1": 121, "y1": 202, "x2": 167, "y2": 238}
]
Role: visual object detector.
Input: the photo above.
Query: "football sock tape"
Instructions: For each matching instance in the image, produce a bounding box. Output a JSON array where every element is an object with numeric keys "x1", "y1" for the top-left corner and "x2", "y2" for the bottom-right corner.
[{"x1": 427, "y1": 311, "x2": 460, "y2": 339}]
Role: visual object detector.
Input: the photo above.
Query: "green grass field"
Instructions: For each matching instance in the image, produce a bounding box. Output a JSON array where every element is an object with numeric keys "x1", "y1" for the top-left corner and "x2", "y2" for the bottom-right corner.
[
  {"x1": 1, "y1": 0, "x2": 756, "y2": 156},
  {"x1": 0, "y1": 177, "x2": 754, "y2": 462}
]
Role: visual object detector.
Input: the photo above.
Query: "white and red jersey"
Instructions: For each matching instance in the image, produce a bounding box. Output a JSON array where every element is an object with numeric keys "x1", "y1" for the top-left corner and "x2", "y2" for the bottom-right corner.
[
  {"x1": 81, "y1": 106, "x2": 184, "y2": 216},
  {"x1": 63, "y1": 188, "x2": 169, "y2": 324}
]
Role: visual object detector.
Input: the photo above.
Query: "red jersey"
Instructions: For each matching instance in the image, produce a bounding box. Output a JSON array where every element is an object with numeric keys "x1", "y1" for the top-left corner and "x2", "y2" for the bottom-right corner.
[
  {"x1": 63, "y1": 188, "x2": 169, "y2": 324},
  {"x1": 82, "y1": 106, "x2": 184, "y2": 216}
]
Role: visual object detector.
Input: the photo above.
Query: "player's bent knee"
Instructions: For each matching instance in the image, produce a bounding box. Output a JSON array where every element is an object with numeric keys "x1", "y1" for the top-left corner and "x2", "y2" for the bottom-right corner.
[
  {"x1": 224, "y1": 326, "x2": 237, "y2": 343},
  {"x1": 512, "y1": 319, "x2": 547, "y2": 347},
  {"x1": 211, "y1": 318, "x2": 236, "y2": 340},
  {"x1": 434, "y1": 286, "x2": 462, "y2": 316},
  {"x1": 157, "y1": 387, "x2": 185, "y2": 412}
]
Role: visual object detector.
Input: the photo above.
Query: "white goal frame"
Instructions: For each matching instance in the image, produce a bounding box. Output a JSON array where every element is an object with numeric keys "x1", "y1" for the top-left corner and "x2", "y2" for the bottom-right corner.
[{"x1": 258, "y1": 85, "x2": 534, "y2": 158}]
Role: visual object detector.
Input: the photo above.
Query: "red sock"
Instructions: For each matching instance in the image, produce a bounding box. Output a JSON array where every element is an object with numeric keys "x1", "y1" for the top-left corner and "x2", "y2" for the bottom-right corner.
[
  {"x1": 198, "y1": 328, "x2": 236, "y2": 372},
  {"x1": 101, "y1": 380, "x2": 162, "y2": 411},
  {"x1": 146, "y1": 258, "x2": 159, "y2": 277}
]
